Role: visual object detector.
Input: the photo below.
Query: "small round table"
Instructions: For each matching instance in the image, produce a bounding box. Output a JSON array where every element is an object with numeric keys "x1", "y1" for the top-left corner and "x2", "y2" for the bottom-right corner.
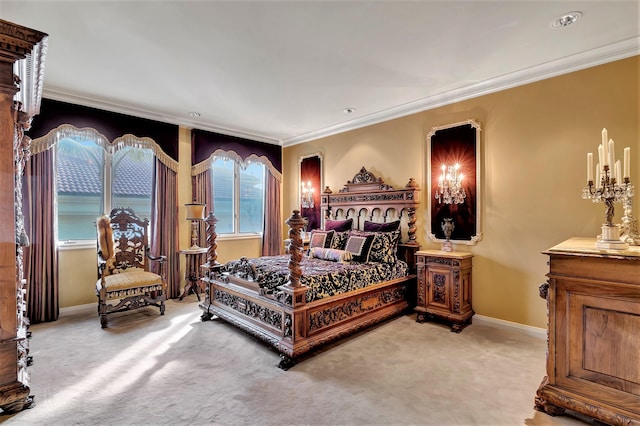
[{"x1": 178, "y1": 247, "x2": 208, "y2": 301}]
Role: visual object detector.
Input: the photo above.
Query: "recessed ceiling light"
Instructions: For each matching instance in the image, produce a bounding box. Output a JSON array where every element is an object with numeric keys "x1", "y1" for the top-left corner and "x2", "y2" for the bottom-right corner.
[
  {"x1": 343, "y1": 107, "x2": 356, "y2": 114},
  {"x1": 550, "y1": 11, "x2": 582, "y2": 29},
  {"x1": 188, "y1": 111, "x2": 201, "y2": 118}
]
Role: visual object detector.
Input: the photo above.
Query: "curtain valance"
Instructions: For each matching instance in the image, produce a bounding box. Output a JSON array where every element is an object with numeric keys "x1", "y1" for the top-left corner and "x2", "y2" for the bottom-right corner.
[
  {"x1": 30, "y1": 124, "x2": 179, "y2": 172},
  {"x1": 28, "y1": 98, "x2": 179, "y2": 161},
  {"x1": 191, "y1": 128, "x2": 281, "y2": 174},
  {"x1": 191, "y1": 149, "x2": 281, "y2": 181}
]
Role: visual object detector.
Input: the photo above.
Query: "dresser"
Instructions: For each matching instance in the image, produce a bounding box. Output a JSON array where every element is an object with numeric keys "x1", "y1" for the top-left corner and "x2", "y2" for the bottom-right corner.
[
  {"x1": 0, "y1": 20, "x2": 47, "y2": 414},
  {"x1": 414, "y1": 250, "x2": 473, "y2": 332},
  {"x1": 535, "y1": 238, "x2": 640, "y2": 425}
]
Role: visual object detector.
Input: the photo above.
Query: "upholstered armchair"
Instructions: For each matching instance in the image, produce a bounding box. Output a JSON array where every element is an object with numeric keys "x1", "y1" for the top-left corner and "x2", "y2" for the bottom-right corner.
[{"x1": 96, "y1": 207, "x2": 167, "y2": 328}]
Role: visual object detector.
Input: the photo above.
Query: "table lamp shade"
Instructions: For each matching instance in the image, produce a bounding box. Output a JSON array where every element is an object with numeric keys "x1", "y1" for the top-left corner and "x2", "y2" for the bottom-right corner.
[{"x1": 185, "y1": 203, "x2": 206, "y2": 220}]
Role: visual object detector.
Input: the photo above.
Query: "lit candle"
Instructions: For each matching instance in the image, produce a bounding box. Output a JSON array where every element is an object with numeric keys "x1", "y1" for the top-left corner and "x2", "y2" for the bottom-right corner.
[
  {"x1": 615, "y1": 160, "x2": 622, "y2": 184},
  {"x1": 624, "y1": 147, "x2": 630, "y2": 179},
  {"x1": 602, "y1": 128, "x2": 609, "y2": 167},
  {"x1": 587, "y1": 152, "x2": 593, "y2": 183},
  {"x1": 608, "y1": 139, "x2": 615, "y2": 172},
  {"x1": 598, "y1": 145, "x2": 604, "y2": 168}
]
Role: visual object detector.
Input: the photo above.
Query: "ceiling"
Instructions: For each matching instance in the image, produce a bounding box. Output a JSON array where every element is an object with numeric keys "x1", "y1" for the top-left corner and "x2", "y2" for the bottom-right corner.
[{"x1": 2, "y1": 1, "x2": 639, "y2": 147}]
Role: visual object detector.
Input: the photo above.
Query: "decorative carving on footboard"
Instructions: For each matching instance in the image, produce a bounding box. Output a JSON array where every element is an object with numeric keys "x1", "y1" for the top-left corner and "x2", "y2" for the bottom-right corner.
[
  {"x1": 308, "y1": 286, "x2": 405, "y2": 331},
  {"x1": 213, "y1": 289, "x2": 282, "y2": 329},
  {"x1": 226, "y1": 258, "x2": 261, "y2": 282}
]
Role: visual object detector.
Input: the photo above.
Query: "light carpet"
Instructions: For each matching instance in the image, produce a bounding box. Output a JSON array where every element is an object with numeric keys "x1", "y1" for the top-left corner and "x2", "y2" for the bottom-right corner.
[{"x1": 2, "y1": 297, "x2": 594, "y2": 425}]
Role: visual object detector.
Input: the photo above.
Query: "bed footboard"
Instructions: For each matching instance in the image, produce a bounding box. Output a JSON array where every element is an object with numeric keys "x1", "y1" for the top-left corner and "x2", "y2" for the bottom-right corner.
[{"x1": 200, "y1": 274, "x2": 412, "y2": 369}]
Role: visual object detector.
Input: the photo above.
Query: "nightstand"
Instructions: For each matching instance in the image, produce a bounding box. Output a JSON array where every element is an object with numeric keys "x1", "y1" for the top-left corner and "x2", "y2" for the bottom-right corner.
[{"x1": 415, "y1": 250, "x2": 473, "y2": 332}]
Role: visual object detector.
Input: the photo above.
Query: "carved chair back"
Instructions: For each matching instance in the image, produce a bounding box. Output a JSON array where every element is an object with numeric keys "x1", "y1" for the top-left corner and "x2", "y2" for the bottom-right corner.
[{"x1": 109, "y1": 207, "x2": 150, "y2": 272}]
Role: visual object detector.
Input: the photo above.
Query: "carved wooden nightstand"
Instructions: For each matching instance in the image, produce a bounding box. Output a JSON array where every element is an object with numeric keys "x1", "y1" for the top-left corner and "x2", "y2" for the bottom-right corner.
[{"x1": 415, "y1": 250, "x2": 473, "y2": 332}]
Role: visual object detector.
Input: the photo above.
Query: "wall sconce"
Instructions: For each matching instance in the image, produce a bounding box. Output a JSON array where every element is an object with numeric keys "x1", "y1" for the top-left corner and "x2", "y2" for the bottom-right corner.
[
  {"x1": 301, "y1": 181, "x2": 315, "y2": 209},
  {"x1": 435, "y1": 163, "x2": 466, "y2": 205},
  {"x1": 185, "y1": 202, "x2": 206, "y2": 249}
]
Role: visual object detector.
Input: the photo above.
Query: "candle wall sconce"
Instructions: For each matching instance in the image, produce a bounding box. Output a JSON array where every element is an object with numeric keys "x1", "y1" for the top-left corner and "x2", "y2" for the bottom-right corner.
[
  {"x1": 427, "y1": 119, "x2": 482, "y2": 246},
  {"x1": 435, "y1": 163, "x2": 466, "y2": 205},
  {"x1": 301, "y1": 181, "x2": 315, "y2": 209},
  {"x1": 582, "y1": 128, "x2": 637, "y2": 249},
  {"x1": 299, "y1": 153, "x2": 323, "y2": 231}
]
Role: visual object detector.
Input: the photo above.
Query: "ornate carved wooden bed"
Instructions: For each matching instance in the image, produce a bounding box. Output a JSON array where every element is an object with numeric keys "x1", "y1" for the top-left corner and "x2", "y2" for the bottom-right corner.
[{"x1": 199, "y1": 167, "x2": 420, "y2": 369}]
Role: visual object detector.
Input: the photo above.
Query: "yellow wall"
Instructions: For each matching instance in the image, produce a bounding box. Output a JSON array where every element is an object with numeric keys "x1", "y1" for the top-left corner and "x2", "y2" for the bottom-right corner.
[{"x1": 283, "y1": 56, "x2": 640, "y2": 329}]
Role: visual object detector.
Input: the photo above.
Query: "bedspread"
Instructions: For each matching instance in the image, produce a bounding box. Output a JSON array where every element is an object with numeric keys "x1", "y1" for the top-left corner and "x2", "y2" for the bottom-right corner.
[{"x1": 221, "y1": 255, "x2": 409, "y2": 303}]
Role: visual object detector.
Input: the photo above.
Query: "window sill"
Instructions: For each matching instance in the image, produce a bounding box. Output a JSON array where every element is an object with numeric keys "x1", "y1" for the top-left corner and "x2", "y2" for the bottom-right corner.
[
  {"x1": 216, "y1": 233, "x2": 262, "y2": 242},
  {"x1": 57, "y1": 241, "x2": 95, "y2": 251}
]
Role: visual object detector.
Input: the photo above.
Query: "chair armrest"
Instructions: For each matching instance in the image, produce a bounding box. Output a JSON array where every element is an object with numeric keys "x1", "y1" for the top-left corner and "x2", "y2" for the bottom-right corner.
[{"x1": 145, "y1": 247, "x2": 166, "y2": 263}]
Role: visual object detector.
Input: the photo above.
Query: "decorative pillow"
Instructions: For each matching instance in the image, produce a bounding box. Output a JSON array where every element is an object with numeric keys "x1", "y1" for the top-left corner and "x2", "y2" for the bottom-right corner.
[
  {"x1": 344, "y1": 233, "x2": 375, "y2": 263},
  {"x1": 368, "y1": 230, "x2": 401, "y2": 264},
  {"x1": 309, "y1": 229, "x2": 335, "y2": 249},
  {"x1": 309, "y1": 247, "x2": 353, "y2": 263},
  {"x1": 364, "y1": 220, "x2": 401, "y2": 232},
  {"x1": 330, "y1": 231, "x2": 349, "y2": 251},
  {"x1": 325, "y1": 219, "x2": 353, "y2": 232}
]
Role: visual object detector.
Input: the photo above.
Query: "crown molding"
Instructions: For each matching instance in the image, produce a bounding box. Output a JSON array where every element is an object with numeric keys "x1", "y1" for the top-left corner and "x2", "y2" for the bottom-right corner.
[
  {"x1": 41, "y1": 36, "x2": 638, "y2": 149},
  {"x1": 41, "y1": 88, "x2": 283, "y2": 145},
  {"x1": 282, "y1": 36, "x2": 640, "y2": 147}
]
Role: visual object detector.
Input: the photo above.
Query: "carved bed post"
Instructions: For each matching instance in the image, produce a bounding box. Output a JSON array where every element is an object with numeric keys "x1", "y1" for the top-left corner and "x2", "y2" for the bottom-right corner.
[
  {"x1": 283, "y1": 210, "x2": 306, "y2": 293},
  {"x1": 277, "y1": 210, "x2": 308, "y2": 370},
  {"x1": 205, "y1": 211, "x2": 218, "y2": 266},
  {"x1": 405, "y1": 178, "x2": 419, "y2": 246},
  {"x1": 322, "y1": 186, "x2": 333, "y2": 222}
]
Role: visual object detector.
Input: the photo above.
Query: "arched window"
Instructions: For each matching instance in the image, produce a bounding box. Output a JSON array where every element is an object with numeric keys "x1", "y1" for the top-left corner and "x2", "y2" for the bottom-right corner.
[
  {"x1": 31, "y1": 125, "x2": 168, "y2": 243},
  {"x1": 211, "y1": 155, "x2": 265, "y2": 235}
]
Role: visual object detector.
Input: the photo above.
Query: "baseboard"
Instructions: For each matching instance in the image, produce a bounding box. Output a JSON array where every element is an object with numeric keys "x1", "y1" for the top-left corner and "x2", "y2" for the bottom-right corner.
[{"x1": 473, "y1": 314, "x2": 547, "y2": 339}]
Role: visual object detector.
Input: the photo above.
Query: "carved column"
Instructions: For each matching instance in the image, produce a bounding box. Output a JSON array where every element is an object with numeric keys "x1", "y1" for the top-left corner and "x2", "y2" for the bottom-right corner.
[{"x1": 0, "y1": 18, "x2": 47, "y2": 414}]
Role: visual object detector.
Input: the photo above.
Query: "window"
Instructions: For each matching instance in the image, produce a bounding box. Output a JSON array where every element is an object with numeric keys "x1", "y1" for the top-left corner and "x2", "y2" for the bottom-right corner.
[
  {"x1": 56, "y1": 137, "x2": 154, "y2": 242},
  {"x1": 211, "y1": 157, "x2": 265, "y2": 235}
]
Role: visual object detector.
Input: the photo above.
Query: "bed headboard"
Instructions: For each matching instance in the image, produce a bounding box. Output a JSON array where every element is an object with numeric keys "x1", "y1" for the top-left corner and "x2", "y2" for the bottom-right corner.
[
  {"x1": 320, "y1": 166, "x2": 420, "y2": 245},
  {"x1": 320, "y1": 167, "x2": 420, "y2": 272}
]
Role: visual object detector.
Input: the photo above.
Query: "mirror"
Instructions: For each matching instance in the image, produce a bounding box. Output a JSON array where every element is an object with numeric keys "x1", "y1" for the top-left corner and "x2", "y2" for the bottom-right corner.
[
  {"x1": 299, "y1": 153, "x2": 323, "y2": 231},
  {"x1": 427, "y1": 119, "x2": 482, "y2": 245}
]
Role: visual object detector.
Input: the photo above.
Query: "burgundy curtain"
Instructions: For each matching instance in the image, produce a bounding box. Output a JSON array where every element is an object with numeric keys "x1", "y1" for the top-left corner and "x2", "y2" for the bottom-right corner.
[
  {"x1": 192, "y1": 169, "x2": 212, "y2": 248},
  {"x1": 150, "y1": 158, "x2": 180, "y2": 299},
  {"x1": 262, "y1": 169, "x2": 282, "y2": 256},
  {"x1": 24, "y1": 148, "x2": 59, "y2": 323}
]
